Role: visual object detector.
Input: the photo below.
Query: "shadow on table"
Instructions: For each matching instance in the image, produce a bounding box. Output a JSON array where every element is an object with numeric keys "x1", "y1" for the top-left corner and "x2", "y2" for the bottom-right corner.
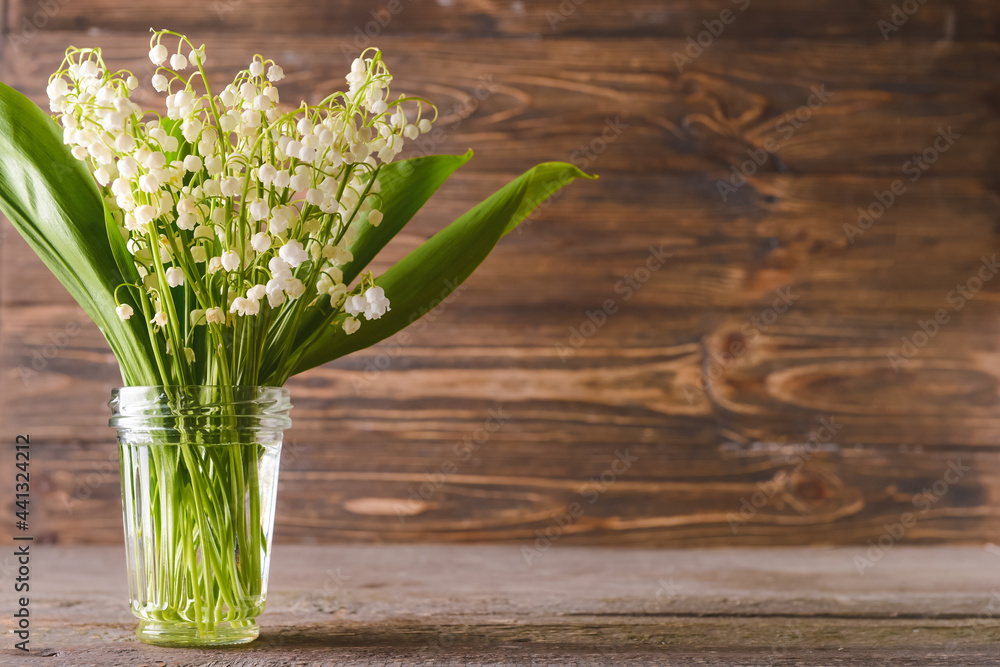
[
  {"x1": 256, "y1": 622, "x2": 561, "y2": 651},
  {"x1": 247, "y1": 623, "x2": 802, "y2": 665},
  {"x1": 250, "y1": 621, "x2": 679, "y2": 658}
]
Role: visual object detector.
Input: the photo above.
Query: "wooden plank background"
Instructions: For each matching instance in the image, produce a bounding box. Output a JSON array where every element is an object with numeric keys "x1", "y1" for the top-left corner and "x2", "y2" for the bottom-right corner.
[{"x1": 2, "y1": 0, "x2": 1000, "y2": 546}]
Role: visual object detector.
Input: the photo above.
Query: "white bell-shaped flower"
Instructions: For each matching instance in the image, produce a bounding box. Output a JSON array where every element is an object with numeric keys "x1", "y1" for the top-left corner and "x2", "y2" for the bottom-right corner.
[
  {"x1": 285, "y1": 278, "x2": 305, "y2": 299},
  {"x1": 149, "y1": 44, "x2": 168, "y2": 65},
  {"x1": 363, "y1": 286, "x2": 390, "y2": 320},
  {"x1": 165, "y1": 267, "x2": 185, "y2": 287},
  {"x1": 249, "y1": 199, "x2": 270, "y2": 221},
  {"x1": 230, "y1": 296, "x2": 258, "y2": 316},
  {"x1": 344, "y1": 295, "x2": 366, "y2": 317},
  {"x1": 257, "y1": 164, "x2": 277, "y2": 186},
  {"x1": 278, "y1": 240, "x2": 308, "y2": 267},
  {"x1": 247, "y1": 284, "x2": 267, "y2": 301},
  {"x1": 205, "y1": 307, "x2": 225, "y2": 325},
  {"x1": 220, "y1": 250, "x2": 241, "y2": 271},
  {"x1": 250, "y1": 232, "x2": 270, "y2": 253},
  {"x1": 269, "y1": 256, "x2": 292, "y2": 280}
]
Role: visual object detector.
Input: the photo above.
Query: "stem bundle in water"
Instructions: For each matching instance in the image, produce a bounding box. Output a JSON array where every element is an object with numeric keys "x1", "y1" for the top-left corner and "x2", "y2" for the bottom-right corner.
[{"x1": 112, "y1": 386, "x2": 286, "y2": 647}]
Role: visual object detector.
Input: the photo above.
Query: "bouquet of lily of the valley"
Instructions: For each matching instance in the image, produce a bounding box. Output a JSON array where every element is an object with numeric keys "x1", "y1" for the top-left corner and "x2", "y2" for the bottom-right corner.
[{"x1": 0, "y1": 29, "x2": 591, "y2": 646}]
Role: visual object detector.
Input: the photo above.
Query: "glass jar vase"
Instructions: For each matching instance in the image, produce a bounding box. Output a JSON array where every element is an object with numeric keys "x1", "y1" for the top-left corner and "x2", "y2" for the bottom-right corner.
[{"x1": 109, "y1": 386, "x2": 291, "y2": 647}]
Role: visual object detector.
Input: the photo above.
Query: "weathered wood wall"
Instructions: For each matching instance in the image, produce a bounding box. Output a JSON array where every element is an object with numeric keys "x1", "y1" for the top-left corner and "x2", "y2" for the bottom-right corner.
[{"x1": 2, "y1": 0, "x2": 1000, "y2": 545}]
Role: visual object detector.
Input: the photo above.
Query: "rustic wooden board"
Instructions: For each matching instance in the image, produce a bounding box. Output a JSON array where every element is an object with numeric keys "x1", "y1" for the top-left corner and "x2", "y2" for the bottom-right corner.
[
  {"x1": 6, "y1": 0, "x2": 999, "y2": 40},
  {"x1": 3, "y1": 35, "x2": 1000, "y2": 176},
  {"x1": 2, "y1": 1, "x2": 1000, "y2": 547},
  {"x1": 1, "y1": 545, "x2": 1000, "y2": 664}
]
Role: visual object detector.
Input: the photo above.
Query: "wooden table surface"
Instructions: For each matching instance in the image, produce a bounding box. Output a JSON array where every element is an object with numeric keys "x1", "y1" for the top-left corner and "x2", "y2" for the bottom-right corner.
[{"x1": 2, "y1": 544, "x2": 1000, "y2": 665}]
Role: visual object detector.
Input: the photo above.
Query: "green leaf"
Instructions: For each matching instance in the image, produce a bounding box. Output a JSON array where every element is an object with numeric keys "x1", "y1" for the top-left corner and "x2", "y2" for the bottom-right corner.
[
  {"x1": 103, "y1": 199, "x2": 139, "y2": 284},
  {"x1": 291, "y1": 161, "x2": 595, "y2": 375},
  {"x1": 0, "y1": 82, "x2": 157, "y2": 385},
  {"x1": 287, "y1": 150, "x2": 474, "y2": 354},
  {"x1": 342, "y1": 150, "x2": 473, "y2": 285}
]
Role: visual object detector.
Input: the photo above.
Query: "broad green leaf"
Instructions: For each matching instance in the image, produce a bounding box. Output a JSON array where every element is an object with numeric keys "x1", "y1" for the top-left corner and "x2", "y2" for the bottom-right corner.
[
  {"x1": 103, "y1": 199, "x2": 139, "y2": 284},
  {"x1": 289, "y1": 161, "x2": 595, "y2": 376},
  {"x1": 289, "y1": 150, "x2": 474, "y2": 350},
  {"x1": 160, "y1": 116, "x2": 189, "y2": 164},
  {"x1": 343, "y1": 150, "x2": 473, "y2": 285},
  {"x1": 0, "y1": 82, "x2": 157, "y2": 385}
]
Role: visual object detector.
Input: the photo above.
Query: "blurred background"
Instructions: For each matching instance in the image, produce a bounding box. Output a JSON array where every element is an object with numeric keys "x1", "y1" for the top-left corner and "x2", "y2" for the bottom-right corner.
[{"x1": 2, "y1": 0, "x2": 1000, "y2": 547}]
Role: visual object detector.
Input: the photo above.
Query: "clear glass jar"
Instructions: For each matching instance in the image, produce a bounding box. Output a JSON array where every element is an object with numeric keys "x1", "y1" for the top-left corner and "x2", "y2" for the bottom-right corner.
[{"x1": 109, "y1": 386, "x2": 292, "y2": 647}]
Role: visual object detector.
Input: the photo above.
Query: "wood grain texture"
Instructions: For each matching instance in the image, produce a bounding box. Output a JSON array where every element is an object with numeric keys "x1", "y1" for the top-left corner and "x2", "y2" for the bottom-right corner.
[
  {"x1": 2, "y1": 1, "x2": 1000, "y2": 546},
  {"x1": 3, "y1": 545, "x2": 1000, "y2": 664},
  {"x1": 7, "y1": 0, "x2": 999, "y2": 39}
]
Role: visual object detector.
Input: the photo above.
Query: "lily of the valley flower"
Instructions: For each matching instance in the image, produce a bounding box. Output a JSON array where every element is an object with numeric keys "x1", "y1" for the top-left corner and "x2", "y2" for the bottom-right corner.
[
  {"x1": 278, "y1": 240, "x2": 308, "y2": 267},
  {"x1": 205, "y1": 307, "x2": 225, "y2": 325},
  {"x1": 251, "y1": 232, "x2": 271, "y2": 253},
  {"x1": 230, "y1": 296, "x2": 260, "y2": 317},
  {"x1": 165, "y1": 267, "x2": 184, "y2": 287},
  {"x1": 220, "y1": 250, "x2": 241, "y2": 272},
  {"x1": 47, "y1": 30, "x2": 434, "y2": 378},
  {"x1": 344, "y1": 287, "x2": 390, "y2": 321},
  {"x1": 364, "y1": 286, "x2": 390, "y2": 319}
]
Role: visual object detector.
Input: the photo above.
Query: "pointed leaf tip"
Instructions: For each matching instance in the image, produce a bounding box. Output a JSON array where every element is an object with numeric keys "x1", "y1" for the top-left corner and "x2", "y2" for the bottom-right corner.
[{"x1": 291, "y1": 160, "x2": 594, "y2": 374}]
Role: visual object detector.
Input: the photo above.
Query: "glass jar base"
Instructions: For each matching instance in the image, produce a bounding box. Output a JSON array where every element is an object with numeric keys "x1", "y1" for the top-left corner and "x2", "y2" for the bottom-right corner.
[{"x1": 137, "y1": 619, "x2": 259, "y2": 647}]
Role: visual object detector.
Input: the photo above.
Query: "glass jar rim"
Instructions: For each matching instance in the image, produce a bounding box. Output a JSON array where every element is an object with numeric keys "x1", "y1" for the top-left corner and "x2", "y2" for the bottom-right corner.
[
  {"x1": 111, "y1": 384, "x2": 289, "y2": 391},
  {"x1": 109, "y1": 385, "x2": 292, "y2": 432}
]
